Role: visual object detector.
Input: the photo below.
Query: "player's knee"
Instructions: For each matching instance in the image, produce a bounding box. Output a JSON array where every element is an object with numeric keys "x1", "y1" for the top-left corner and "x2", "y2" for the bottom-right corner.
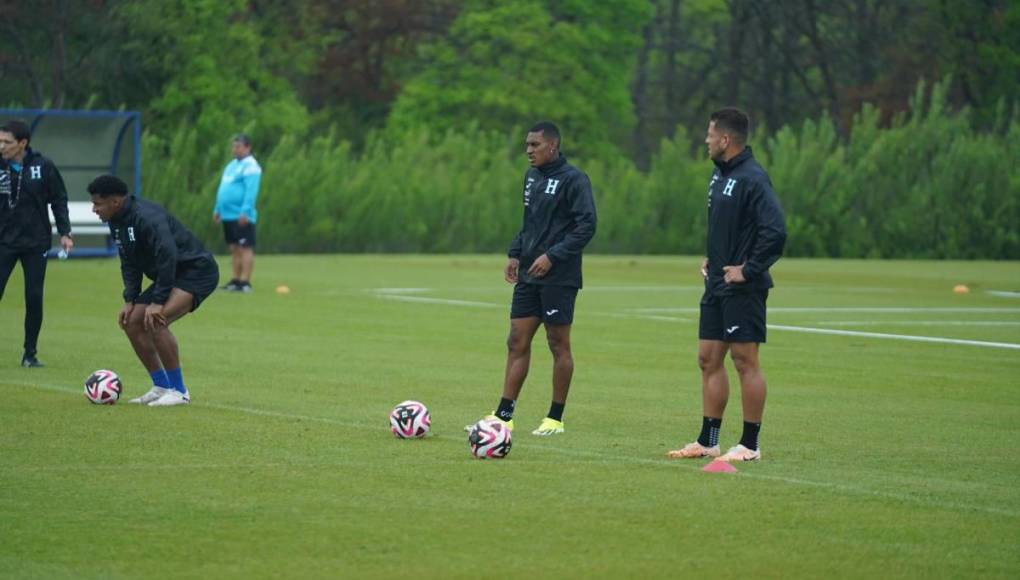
[
  {"x1": 123, "y1": 317, "x2": 144, "y2": 337},
  {"x1": 698, "y1": 352, "x2": 724, "y2": 372},
  {"x1": 546, "y1": 335, "x2": 571, "y2": 358},
  {"x1": 730, "y1": 351, "x2": 760, "y2": 375},
  {"x1": 506, "y1": 333, "x2": 530, "y2": 356}
]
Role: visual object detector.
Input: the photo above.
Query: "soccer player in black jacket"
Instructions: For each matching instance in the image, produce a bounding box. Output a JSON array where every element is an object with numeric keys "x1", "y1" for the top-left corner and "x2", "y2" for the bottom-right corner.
[
  {"x1": 88, "y1": 175, "x2": 220, "y2": 407},
  {"x1": 0, "y1": 120, "x2": 74, "y2": 367},
  {"x1": 466, "y1": 122, "x2": 597, "y2": 436},
  {"x1": 668, "y1": 108, "x2": 786, "y2": 462}
]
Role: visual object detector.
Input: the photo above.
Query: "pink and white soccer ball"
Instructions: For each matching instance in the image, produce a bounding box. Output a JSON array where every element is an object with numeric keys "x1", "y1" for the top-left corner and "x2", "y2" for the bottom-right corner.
[
  {"x1": 468, "y1": 419, "x2": 512, "y2": 459},
  {"x1": 84, "y1": 370, "x2": 123, "y2": 405},
  {"x1": 389, "y1": 400, "x2": 431, "y2": 438}
]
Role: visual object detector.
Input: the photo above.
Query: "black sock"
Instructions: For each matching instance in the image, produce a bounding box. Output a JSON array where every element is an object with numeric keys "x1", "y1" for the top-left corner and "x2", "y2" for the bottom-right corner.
[
  {"x1": 697, "y1": 417, "x2": 722, "y2": 447},
  {"x1": 739, "y1": 421, "x2": 762, "y2": 451},
  {"x1": 496, "y1": 397, "x2": 515, "y2": 422},
  {"x1": 547, "y1": 402, "x2": 565, "y2": 422}
]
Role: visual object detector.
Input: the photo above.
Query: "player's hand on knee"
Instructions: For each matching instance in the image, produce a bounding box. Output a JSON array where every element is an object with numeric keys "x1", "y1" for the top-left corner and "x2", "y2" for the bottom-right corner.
[
  {"x1": 118, "y1": 303, "x2": 135, "y2": 330},
  {"x1": 144, "y1": 304, "x2": 167, "y2": 331}
]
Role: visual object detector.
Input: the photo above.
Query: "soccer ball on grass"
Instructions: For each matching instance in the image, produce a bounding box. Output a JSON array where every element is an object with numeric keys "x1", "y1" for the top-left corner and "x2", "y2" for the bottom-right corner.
[
  {"x1": 468, "y1": 419, "x2": 512, "y2": 459},
  {"x1": 84, "y1": 370, "x2": 123, "y2": 405},
  {"x1": 389, "y1": 400, "x2": 431, "y2": 438}
]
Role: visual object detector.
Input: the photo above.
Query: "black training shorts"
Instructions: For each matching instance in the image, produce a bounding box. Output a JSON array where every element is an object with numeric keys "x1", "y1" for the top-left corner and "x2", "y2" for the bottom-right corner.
[
  {"x1": 510, "y1": 282, "x2": 579, "y2": 325},
  {"x1": 222, "y1": 220, "x2": 256, "y2": 248},
  {"x1": 134, "y1": 257, "x2": 220, "y2": 312},
  {"x1": 699, "y1": 289, "x2": 768, "y2": 343}
]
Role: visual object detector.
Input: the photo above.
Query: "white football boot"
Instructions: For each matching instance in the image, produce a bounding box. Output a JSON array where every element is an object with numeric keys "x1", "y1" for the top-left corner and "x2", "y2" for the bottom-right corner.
[
  {"x1": 148, "y1": 389, "x2": 191, "y2": 407},
  {"x1": 717, "y1": 444, "x2": 761, "y2": 462},
  {"x1": 129, "y1": 386, "x2": 169, "y2": 405}
]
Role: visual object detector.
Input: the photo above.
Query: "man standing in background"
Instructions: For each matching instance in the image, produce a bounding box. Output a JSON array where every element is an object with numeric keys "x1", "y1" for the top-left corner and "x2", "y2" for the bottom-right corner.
[
  {"x1": 214, "y1": 134, "x2": 262, "y2": 293},
  {"x1": 0, "y1": 120, "x2": 73, "y2": 367}
]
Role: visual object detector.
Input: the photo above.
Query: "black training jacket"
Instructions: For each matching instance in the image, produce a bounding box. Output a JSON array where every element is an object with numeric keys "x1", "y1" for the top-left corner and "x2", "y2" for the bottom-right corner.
[
  {"x1": 507, "y1": 155, "x2": 597, "y2": 288},
  {"x1": 704, "y1": 146, "x2": 786, "y2": 296},
  {"x1": 108, "y1": 196, "x2": 213, "y2": 304},
  {"x1": 0, "y1": 148, "x2": 71, "y2": 251}
]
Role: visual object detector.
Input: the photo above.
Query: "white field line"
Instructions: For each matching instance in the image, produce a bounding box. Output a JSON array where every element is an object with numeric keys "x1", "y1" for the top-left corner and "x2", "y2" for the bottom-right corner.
[
  {"x1": 5, "y1": 379, "x2": 1017, "y2": 519},
  {"x1": 376, "y1": 294, "x2": 503, "y2": 308},
  {"x1": 816, "y1": 320, "x2": 1020, "y2": 327},
  {"x1": 632, "y1": 316, "x2": 1020, "y2": 350},
  {"x1": 987, "y1": 290, "x2": 1020, "y2": 298},
  {"x1": 632, "y1": 307, "x2": 1020, "y2": 314},
  {"x1": 768, "y1": 324, "x2": 1020, "y2": 350},
  {"x1": 373, "y1": 288, "x2": 1020, "y2": 350}
]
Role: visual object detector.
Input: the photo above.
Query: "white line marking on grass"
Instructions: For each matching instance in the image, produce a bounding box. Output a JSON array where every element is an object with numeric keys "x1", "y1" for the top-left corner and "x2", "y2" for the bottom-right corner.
[
  {"x1": 371, "y1": 287, "x2": 502, "y2": 308},
  {"x1": 616, "y1": 314, "x2": 1020, "y2": 350},
  {"x1": 632, "y1": 315, "x2": 693, "y2": 323},
  {"x1": 7, "y1": 380, "x2": 1017, "y2": 518},
  {"x1": 583, "y1": 285, "x2": 703, "y2": 292},
  {"x1": 817, "y1": 320, "x2": 1020, "y2": 327},
  {"x1": 377, "y1": 294, "x2": 503, "y2": 308},
  {"x1": 374, "y1": 287, "x2": 430, "y2": 294},
  {"x1": 987, "y1": 290, "x2": 1020, "y2": 298},
  {"x1": 768, "y1": 324, "x2": 1020, "y2": 350},
  {"x1": 371, "y1": 288, "x2": 1020, "y2": 350},
  {"x1": 632, "y1": 307, "x2": 1020, "y2": 314}
]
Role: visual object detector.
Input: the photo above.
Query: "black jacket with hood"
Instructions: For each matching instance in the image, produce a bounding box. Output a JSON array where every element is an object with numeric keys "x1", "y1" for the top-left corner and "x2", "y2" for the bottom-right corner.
[{"x1": 508, "y1": 155, "x2": 597, "y2": 288}]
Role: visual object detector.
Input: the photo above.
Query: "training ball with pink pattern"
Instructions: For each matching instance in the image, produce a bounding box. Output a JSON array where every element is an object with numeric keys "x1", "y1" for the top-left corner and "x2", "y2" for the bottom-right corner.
[
  {"x1": 468, "y1": 419, "x2": 512, "y2": 459},
  {"x1": 84, "y1": 370, "x2": 123, "y2": 405},
  {"x1": 389, "y1": 400, "x2": 431, "y2": 438}
]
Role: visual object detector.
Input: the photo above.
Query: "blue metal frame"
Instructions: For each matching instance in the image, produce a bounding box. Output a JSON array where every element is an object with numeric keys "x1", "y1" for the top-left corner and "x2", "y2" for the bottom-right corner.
[
  {"x1": 0, "y1": 108, "x2": 142, "y2": 258},
  {"x1": 4, "y1": 108, "x2": 143, "y2": 195}
]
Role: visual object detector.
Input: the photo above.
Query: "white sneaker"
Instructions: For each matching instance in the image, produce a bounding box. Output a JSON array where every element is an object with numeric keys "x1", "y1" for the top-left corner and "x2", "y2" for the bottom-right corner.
[
  {"x1": 129, "y1": 387, "x2": 168, "y2": 405},
  {"x1": 717, "y1": 444, "x2": 761, "y2": 462},
  {"x1": 148, "y1": 390, "x2": 191, "y2": 407}
]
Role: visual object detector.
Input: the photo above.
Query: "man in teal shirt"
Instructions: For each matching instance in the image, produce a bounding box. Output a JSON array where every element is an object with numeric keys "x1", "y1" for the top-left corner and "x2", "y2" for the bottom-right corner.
[{"x1": 213, "y1": 134, "x2": 262, "y2": 293}]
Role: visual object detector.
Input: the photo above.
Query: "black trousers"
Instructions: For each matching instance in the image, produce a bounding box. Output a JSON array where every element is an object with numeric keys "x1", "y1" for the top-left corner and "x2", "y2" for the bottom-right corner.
[{"x1": 0, "y1": 246, "x2": 48, "y2": 357}]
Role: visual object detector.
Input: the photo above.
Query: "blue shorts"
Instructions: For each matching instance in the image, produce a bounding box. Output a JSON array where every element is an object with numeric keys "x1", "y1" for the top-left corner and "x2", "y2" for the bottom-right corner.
[{"x1": 510, "y1": 283, "x2": 578, "y2": 325}]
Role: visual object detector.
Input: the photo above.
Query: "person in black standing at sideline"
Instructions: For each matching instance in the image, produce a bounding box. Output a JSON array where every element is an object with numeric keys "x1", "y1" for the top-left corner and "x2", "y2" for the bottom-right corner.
[
  {"x1": 0, "y1": 120, "x2": 73, "y2": 367},
  {"x1": 466, "y1": 121, "x2": 597, "y2": 436},
  {"x1": 668, "y1": 108, "x2": 786, "y2": 463}
]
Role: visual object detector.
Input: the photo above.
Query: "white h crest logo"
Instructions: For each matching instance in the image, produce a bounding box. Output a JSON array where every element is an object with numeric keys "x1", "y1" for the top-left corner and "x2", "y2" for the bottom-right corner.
[
  {"x1": 722, "y1": 178, "x2": 737, "y2": 197},
  {"x1": 30, "y1": 166, "x2": 42, "y2": 180},
  {"x1": 545, "y1": 179, "x2": 561, "y2": 195},
  {"x1": 127, "y1": 227, "x2": 135, "y2": 241}
]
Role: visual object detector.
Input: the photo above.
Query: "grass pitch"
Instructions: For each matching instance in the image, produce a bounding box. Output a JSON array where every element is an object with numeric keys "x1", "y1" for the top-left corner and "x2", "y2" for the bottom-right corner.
[{"x1": 1, "y1": 255, "x2": 1019, "y2": 579}]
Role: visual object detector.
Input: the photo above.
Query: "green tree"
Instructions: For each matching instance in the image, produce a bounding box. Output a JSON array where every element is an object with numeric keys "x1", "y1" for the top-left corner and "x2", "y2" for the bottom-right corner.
[
  {"x1": 117, "y1": 0, "x2": 309, "y2": 146},
  {"x1": 387, "y1": 0, "x2": 651, "y2": 158}
]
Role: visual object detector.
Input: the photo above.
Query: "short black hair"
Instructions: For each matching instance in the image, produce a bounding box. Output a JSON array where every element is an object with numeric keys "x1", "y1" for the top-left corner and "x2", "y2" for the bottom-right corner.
[
  {"x1": 1, "y1": 120, "x2": 31, "y2": 144},
  {"x1": 232, "y1": 133, "x2": 252, "y2": 147},
  {"x1": 709, "y1": 108, "x2": 750, "y2": 144},
  {"x1": 529, "y1": 121, "x2": 561, "y2": 145},
  {"x1": 87, "y1": 174, "x2": 129, "y2": 197}
]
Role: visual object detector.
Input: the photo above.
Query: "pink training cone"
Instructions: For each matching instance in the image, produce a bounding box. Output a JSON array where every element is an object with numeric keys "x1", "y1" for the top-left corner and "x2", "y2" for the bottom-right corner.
[{"x1": 702, "y1": 459, "x2": 738, "y2": 473}]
